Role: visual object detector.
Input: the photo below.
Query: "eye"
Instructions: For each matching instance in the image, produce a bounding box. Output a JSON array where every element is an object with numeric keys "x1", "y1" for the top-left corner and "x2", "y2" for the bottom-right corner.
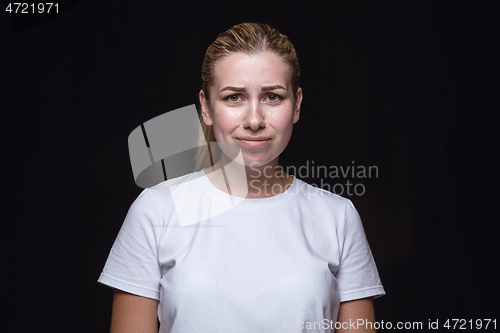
[
  {"x1": 225, "y1": 94, "x2": 241, "y2": 102},
  {"x1": 267, "y1": 94, "x2": 282, "y2": 103}
]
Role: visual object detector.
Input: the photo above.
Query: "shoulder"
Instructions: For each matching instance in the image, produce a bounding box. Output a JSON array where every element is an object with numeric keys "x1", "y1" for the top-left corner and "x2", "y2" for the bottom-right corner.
[
  {"x1": 132, "y1": 170, "x2": 208, "y2": 223},
  {"x1": 293, "y1": 177, "x2": 352, "y2": 210},
  {"x1": 144, "y1": 169, "x2": 205, "y2": 199},
  {"x1": 121, "y1": 174, "x2": 193, "y2": 230}
]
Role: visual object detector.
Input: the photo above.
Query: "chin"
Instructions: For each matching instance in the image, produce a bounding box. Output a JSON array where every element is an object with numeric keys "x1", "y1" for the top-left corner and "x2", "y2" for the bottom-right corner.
[{"x1": 240, "y1": 154, "x2": 279, "y2": 168}]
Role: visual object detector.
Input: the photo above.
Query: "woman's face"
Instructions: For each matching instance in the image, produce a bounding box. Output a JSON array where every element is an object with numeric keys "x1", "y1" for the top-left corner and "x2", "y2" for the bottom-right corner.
[{"x1": 200, "y1": 51, "x2": 302, "y2": 168}]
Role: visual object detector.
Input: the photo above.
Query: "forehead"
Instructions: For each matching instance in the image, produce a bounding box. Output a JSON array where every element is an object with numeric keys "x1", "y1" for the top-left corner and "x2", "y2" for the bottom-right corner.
[{"x1": 212, "y1": 51, "x2": 292, "y2": 89}]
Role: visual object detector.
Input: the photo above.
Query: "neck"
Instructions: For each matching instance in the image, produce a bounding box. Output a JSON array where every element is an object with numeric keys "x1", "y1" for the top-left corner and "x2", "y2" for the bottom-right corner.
[{"x1": 204, "y1": 153, "x2": 293, "y2": 199}]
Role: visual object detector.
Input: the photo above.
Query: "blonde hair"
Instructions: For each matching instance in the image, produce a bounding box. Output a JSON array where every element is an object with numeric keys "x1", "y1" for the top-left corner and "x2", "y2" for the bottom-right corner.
[{"x1": 195, "y1": 22, "x2": 301, "y2": 171}]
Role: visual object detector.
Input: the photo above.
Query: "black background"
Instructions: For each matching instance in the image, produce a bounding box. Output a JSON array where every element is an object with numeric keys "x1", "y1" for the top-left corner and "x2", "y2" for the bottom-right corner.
[{"x1": 2, "y1": 1, "x2": 498, "y2": 331}]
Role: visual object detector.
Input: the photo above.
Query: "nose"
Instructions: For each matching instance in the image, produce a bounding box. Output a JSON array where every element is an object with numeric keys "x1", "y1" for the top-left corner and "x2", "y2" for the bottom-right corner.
[{"x1": 242, "y1": 101, "x2": 266, "y2": 130}]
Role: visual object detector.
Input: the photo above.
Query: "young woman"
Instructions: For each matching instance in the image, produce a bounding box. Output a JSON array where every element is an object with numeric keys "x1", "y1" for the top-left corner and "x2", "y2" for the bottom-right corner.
[{"x1": 99, "y1": 22, "x2": 385, "y2": 333}]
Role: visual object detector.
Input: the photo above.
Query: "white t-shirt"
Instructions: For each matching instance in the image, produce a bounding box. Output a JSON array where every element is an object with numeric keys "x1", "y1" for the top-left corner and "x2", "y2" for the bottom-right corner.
[{"x1": 98, "y1": 169, "x2": 385, "y2": 332}]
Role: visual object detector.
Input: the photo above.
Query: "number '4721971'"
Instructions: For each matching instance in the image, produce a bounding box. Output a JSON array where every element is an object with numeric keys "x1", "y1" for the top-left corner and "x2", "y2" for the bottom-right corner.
[
  {"x1": 5, "y1": 3, "x2": 59, "y2": 14},
  {"x1": 443, "y1": 319, "x2": 496, "y2": 330}
]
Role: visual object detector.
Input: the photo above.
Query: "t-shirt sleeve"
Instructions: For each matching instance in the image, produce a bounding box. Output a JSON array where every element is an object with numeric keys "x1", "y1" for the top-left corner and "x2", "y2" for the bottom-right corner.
[
  {"x1": 335, "y1": 199, "x2": 385, "y2": 302},
  {"x1": 97, "y1": 188, "x2": 162, "y2": 300}
]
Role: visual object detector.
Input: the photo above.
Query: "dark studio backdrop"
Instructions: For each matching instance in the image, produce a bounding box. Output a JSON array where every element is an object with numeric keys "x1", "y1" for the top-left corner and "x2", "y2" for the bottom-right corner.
[{"x1": 2, "y1": 0, "x2": 498, "y2": 331}]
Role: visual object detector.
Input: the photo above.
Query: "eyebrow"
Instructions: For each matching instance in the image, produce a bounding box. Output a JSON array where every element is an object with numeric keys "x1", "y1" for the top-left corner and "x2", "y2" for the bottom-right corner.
[{"x1": 220, "y1": 85, "x2": 286, "y2": 93}]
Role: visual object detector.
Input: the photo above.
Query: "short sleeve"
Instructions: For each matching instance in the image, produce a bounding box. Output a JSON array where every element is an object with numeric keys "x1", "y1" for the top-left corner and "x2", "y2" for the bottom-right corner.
[
  {"x1": 336, "y1": 199, "x2": 385, "y2": 302},
  {"x1": 97, "y1": 188, "x2": 162, "y2": 300}
]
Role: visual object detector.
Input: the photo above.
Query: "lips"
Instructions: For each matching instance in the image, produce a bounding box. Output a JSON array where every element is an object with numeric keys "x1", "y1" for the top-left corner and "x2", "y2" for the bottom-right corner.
[
  {"x1": 236, "y1": 136, "x2": 271, "y2": 148},
  {"x1": 237, "y1": 136, "x2": 271, "y2": 141}
]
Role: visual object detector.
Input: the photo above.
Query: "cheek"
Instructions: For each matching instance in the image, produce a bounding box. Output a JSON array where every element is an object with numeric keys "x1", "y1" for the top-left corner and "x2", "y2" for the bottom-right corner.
[
  {"x1": 212, "y1": 111, "x2": 239, "y2": 139},
  {"x1": 265, "y1": 102, "x2": 295, "y2": 128},
  {"x1": 280, "y1": 125, "x2": 294, "y2": 144},
  {"x1": 271, "y1": 111, "x2": 295, "y2": 134}
]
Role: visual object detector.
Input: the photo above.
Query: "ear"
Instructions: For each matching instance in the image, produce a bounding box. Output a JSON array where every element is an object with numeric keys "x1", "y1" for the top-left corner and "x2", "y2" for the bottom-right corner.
[
  {"x1": 199, "y1": 89, "x2": 213, "y2": 126},
  {"x1": 293, "y1": 87, "x2": 302, "y2": 124}
]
